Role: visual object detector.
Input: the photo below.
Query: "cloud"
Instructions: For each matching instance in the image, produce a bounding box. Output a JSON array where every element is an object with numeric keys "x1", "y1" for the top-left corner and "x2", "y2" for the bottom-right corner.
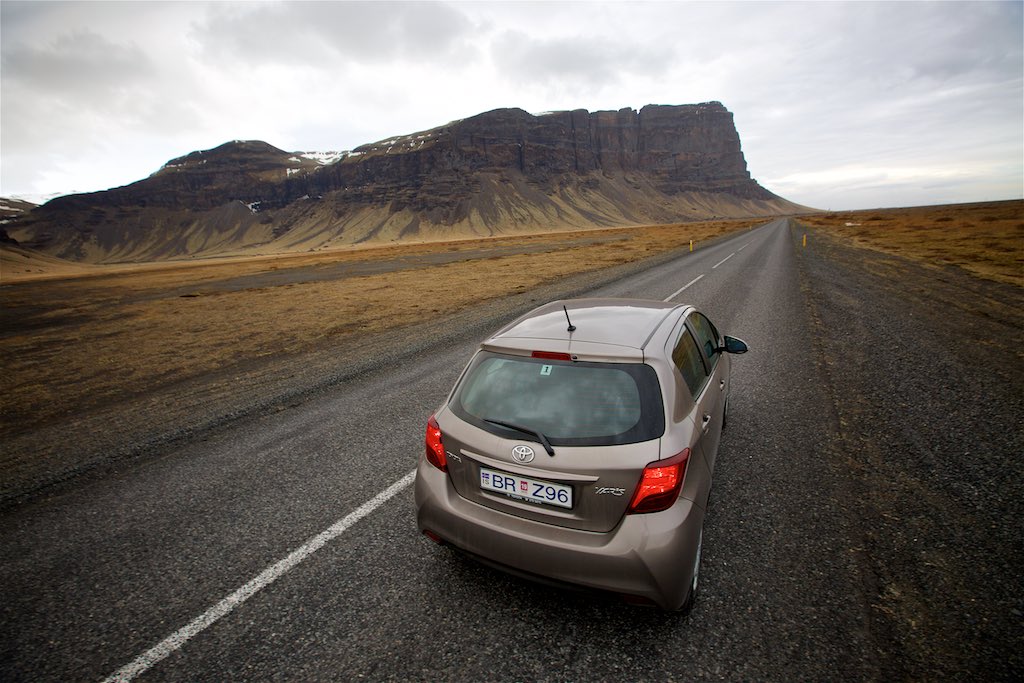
[
  {"x1": 191, "y1": 1, "x2": 477, "y2": 66},
  {"x1": 2, "y1": 30, "x2": 154, "y2": 96},
  {"x1": 718, "y1": 1, "x2": 1024, "y2": 207},
  {"x1": 0, "y1": 0, "x2": 1020, "y2": 209},
  {"x1": 0, "y1": 26, "x2": 168, "y2": 151},
  {"x1": 491, "y1": 30, "x2": 673, "y2": 91}
]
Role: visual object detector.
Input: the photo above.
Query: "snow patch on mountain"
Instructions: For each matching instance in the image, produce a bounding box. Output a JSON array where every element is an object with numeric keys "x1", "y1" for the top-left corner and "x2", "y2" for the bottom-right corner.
[{"x1": 298, "y1": 151, "x2": 347, "y2": 165}]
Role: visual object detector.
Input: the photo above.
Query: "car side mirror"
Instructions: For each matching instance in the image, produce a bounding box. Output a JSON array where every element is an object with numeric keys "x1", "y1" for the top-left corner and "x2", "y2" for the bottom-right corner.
[{"x1": 720, "y1": 336, "x2": 748, "y2": 354}]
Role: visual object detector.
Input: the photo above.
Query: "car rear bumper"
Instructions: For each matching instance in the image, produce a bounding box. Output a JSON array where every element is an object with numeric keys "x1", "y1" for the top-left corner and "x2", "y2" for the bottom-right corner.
[{"x1": 414, "y1": 457, "x2": 704, "y2": 610}]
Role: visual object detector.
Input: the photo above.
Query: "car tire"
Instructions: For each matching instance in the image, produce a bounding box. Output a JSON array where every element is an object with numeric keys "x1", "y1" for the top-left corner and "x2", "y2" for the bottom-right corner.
[{"x1": 678, "y1": 527, "x2": 702, "y2": 615}]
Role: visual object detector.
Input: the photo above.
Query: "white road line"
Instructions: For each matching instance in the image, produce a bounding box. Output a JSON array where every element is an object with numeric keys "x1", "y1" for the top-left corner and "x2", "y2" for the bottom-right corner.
[
  {"x1": 712, "y1": 253, "x2": 735, "y2": 269},
  {"x1": 664, "y1": 274, "x2": 704, "y2": 301},
  {"x1": 102, "y1": 469, "x2": 417, "y2": 683},
  {"x1": 738, "y1": 241, "x2": 751, "y2": 252}
]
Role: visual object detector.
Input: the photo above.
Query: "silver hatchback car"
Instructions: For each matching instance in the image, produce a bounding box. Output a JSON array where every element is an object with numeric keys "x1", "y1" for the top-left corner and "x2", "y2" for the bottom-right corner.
[{"x1": 415, "y1": 298, "x2": 748, "y2": 611}]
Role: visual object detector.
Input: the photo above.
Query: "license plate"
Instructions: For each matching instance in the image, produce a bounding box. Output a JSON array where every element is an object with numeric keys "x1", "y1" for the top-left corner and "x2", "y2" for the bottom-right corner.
[{"x1": 479, "y1": 467, "x2": 573, "y2": 509}]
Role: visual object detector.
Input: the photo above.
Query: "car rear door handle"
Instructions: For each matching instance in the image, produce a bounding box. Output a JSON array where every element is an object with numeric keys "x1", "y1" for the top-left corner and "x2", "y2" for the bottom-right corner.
[
  {"x1": 719, "y1": 379, "x2": 725, "y2": 390},
  {"x1": 701, "y1": 413, "x2": 712, "y2": 432}
]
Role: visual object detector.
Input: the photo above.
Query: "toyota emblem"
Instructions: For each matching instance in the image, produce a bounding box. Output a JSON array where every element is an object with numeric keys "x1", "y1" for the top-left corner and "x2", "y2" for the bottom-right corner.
[{"x1": 511, "y1": 444, "x2": 536, "y2": 464}]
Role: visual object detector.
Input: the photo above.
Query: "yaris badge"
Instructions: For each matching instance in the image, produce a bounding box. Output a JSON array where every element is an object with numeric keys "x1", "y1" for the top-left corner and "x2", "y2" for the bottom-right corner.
[{"x1": 511, "y1": 445, "x2": 536, "y2": 464}]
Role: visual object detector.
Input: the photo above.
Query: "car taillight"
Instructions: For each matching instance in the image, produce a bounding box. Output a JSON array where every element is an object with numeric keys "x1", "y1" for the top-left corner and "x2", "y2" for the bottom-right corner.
[
  {"x1": 627, "y1": 448, "x2": 690, "y2": 514},
  {"x1": 425, "y1": 415, "x2": 447, "y2": 471}
]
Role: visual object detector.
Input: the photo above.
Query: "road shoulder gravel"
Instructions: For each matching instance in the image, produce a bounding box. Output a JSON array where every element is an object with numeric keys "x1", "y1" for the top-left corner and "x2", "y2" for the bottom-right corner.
[{"x1": 795, "y1": 222, "x2": 1024, "y2": 680}]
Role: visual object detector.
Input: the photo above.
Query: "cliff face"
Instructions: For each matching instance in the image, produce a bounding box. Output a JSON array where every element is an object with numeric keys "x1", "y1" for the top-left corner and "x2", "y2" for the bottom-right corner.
[
  {"x1": 10, "y1": 103, "x2": 810, "y2": 263},
  {"x1": 299, "y1": 103, "x2": 769, "y2": 212}
]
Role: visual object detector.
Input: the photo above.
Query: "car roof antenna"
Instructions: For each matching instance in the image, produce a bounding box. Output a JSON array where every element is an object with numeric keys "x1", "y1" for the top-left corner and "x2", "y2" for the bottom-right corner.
[{"x1": 563, "y1": 305, "x2": 576, "y2": 333}]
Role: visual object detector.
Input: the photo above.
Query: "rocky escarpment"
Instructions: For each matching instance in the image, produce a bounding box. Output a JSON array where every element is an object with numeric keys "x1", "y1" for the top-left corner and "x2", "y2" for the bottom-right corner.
[
  {"x1": 9, "y1": 103, "x2": 811, "y2": 262},
  {"x1": 298, "y1": 104, "x2": 776, "y2": 216}
]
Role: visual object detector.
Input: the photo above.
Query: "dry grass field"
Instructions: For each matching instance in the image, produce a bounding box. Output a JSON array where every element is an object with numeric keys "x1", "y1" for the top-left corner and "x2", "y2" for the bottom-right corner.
[
  {"x1": 0, "y1": 219, "x2": 752, "y2": 437},
  {"x1": 799, "y1": 200, "x2": 1023, "y2": 287},
  {"x1": 2, "y1": 201, "x2": 1021, "y2": 442}
]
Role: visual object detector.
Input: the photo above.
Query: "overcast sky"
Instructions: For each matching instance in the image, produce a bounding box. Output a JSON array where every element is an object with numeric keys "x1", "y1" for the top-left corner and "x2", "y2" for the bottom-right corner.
[{"x1": 2, "y1": 1, "x2": 1021, "y2": 210}]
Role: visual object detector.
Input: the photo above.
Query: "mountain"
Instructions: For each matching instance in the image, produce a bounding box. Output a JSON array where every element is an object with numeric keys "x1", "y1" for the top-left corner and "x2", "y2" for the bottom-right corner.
[
  {"x1": 6, "y1": 103, "x2": 811, "y2": 263},
  {"x1": 0, "y1": 197, "x2": 38, "y2": 219},
  {"x1": 1, "y1": 197, "x2": 36, "y2": 248}
]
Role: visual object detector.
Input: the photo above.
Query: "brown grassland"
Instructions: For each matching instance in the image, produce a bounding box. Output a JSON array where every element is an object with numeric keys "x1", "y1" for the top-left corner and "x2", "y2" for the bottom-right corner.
[
  {"x1": 1, "y1": 200, "x2": 1021, "y2": 440},
  {"x1": 0, "y1": 219, "x2": 751, "y2": 437},
  {"x1": 799, "y1": 199, "x2": 1023, "y2": 287}
]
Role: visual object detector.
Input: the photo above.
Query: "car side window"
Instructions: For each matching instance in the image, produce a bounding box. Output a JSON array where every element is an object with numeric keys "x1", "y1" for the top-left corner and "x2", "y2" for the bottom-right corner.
[
  {"x1": 688, "y1": 313, "x2": 721, "y2": 372},
  {"x1": 672, "y1": 328, "x2": 709, "y2": 398}
]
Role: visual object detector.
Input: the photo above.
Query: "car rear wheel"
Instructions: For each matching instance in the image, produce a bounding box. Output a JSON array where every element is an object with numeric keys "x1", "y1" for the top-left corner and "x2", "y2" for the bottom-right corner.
[{"x1": 678, "y1": 527, "x2": 702, "y2": 614}]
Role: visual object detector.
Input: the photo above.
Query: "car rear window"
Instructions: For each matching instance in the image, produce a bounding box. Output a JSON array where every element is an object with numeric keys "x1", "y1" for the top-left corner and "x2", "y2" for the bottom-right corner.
[{"x1": 451, "y1": 352, "x2": 665, "y2": 446}]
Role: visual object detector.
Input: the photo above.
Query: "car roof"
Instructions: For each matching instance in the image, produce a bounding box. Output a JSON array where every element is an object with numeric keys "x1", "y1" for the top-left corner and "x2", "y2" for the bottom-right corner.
[{"x1": 481, "y1": 298, "x2": 686, "y2": 362}]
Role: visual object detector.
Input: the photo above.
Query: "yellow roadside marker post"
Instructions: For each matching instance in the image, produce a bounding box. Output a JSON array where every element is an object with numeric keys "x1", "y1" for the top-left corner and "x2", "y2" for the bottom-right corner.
[
  {"x1": 689, "y1": 240, "x2": 694, "y2": 252},
  {"x1": 803, "y1": 233, "x2": 807, "y2": 248}
]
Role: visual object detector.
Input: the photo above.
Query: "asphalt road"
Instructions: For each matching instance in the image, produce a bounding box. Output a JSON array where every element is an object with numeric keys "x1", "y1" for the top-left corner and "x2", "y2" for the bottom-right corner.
[{"x1": 2, "y1": 219, "x2": 1020, "y2": 681}]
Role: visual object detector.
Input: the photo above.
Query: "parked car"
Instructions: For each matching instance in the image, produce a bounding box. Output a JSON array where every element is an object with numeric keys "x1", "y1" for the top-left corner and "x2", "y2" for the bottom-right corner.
[{"x1": 414, "y1": 298, "x2": 748, "y2": 611}]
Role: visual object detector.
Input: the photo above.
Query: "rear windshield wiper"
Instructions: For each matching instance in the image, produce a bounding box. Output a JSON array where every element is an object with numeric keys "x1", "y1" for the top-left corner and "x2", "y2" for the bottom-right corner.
[{"x1": 484, "y1": 418, "x2": 556, "y2": 456}]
